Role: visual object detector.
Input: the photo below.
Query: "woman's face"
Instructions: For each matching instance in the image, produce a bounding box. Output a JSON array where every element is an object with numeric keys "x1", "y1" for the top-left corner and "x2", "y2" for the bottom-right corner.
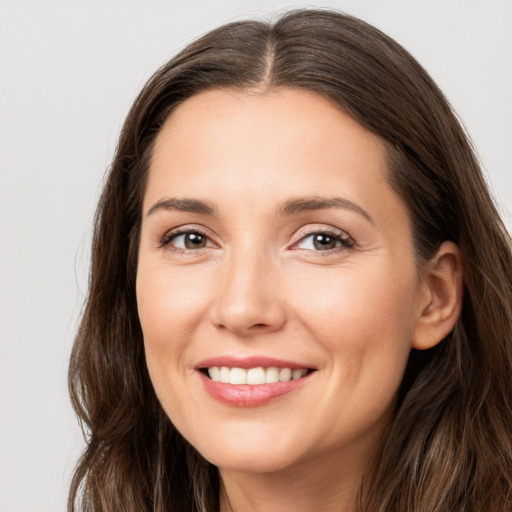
[{"x1": 136, "y1": 88, "x2": 428, "y2": 476}]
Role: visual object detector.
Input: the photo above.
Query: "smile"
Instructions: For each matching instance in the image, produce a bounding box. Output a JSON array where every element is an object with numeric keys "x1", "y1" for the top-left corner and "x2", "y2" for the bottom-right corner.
[
  {"x1": 195, "y1": 357, "x2": 315, "y2": 407},
  {"x1": 206, "y1": 366, "x2": 309, "y2": 385}
]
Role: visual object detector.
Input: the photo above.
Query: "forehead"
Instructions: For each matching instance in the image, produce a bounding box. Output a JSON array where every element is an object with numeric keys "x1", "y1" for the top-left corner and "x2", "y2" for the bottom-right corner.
[
  {"x1": 146, "y1": 87, "x2": 392, "y2": 207},
  {"x1": 153, "y1": 87, "x2": 385, "y2": 162}
]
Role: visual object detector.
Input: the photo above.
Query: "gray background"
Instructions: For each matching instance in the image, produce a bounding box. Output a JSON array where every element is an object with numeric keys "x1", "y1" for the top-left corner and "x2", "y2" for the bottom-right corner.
[{"x1": 1, "y1": 1, "x2": 510, "y2": 510}]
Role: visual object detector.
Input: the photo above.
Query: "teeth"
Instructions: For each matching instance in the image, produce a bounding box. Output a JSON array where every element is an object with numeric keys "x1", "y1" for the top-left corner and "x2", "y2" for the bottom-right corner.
[
  {"x1": 266, "y1": 367, "x2": 279, "y2": 384},
  {"x1": 292, "y1": 369, "x2": 307, "y2": 380},
  {"x1": 219, "y1": 366, "x2": 230, "y2": 383},
  {"x1": 247, "y1": 367, "x2": 265, "y2": 385},
  {"x1": 207, "y1": 366, "x2": 308, "y2": 385},
  {"x1": 208, "y1": 366, "x2": 220, "y2": 381},
  {"x1": 230, "y1": 367, "x2": 247, "y2": 385},
  {"x1": 279, "y1": 368, "x2": 292, "y2": 381}
]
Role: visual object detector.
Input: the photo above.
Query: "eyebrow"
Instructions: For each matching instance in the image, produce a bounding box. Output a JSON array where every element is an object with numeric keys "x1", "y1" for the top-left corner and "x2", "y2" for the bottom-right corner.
[
  {"x1": 146, "y1": 195, "x2": 373, "y2": 223},
  {"x1": 279, "y1": 196, "x2": 374, "y2": 224},
  {"x1": 147, "y1": 197, "x2": 218, "y2": 217}
]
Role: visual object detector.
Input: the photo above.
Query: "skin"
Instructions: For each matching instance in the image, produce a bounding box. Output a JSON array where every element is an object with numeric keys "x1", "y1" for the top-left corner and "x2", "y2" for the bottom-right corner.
[{"x1": 136, "y1": 88, "x2": 463, "y2": 511}]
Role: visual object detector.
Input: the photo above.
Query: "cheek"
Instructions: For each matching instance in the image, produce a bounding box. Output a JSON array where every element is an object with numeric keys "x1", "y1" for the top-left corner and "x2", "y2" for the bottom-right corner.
[
  {"x1": 137, "y1": 263, "x2": 208, "y2": 337},
  {"x1": 136, "y1": 263, "x2": 208, "y2": 385},
  {"x1": 136, "y1": 264, "x2": 210, "y2": 425},
  {"x1": 291, "y1": 264, "x2": 415, "y2": 337},
  {"x1": 288, "y1": 262, "x2": 417, "y2": 394}
]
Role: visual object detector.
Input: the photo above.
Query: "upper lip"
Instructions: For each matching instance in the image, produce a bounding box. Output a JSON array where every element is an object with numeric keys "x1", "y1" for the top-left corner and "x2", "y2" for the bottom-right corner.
[{"x1": 196, "y1": 356, "x2": 314, "y2": 370}]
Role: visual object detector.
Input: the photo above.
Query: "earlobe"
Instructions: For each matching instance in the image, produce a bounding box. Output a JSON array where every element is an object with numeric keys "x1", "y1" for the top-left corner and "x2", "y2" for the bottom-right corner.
[{"x1": 411, "y1": 241, "x2": 464, "y2": 350}]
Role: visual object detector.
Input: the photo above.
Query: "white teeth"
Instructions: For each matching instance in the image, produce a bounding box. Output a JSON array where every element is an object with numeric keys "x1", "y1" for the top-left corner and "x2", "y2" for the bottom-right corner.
[
  {"x1": 279, "y1": 368, "x2": 292, "y2": 382},
  {"x1": 208, "y1": 366, "x2": 220, "y2": 381},
  {"x1": 229, "y1": 367, "x2": 247, "y2": 385},
  {"x1": 219, "y1": 366, "x2": 230, "y2": 383},
  {"x1": 265, "y1": 367, "x2": 279, "y2": 383},
  {"x1": 292, "y1": 369, "x2": 307, "y2": 380},
  {"x1": 206, "y1": 366, "x2": 309, "y2": 385},
  {"x1": 247, "y1": 367, "x2": 265, "y2": 385}
]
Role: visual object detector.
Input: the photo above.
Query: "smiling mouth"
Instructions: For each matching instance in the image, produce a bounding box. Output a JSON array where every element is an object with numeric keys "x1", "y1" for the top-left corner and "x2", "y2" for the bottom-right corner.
[{"x1": 201, "y1": 366, "x2": 313, "y2": 385}]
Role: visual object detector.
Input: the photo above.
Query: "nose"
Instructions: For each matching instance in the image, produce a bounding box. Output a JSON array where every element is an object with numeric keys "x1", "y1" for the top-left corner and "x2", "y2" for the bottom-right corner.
[{"x1": 211, "y1": 249, "x2": 287, "y2": 337}]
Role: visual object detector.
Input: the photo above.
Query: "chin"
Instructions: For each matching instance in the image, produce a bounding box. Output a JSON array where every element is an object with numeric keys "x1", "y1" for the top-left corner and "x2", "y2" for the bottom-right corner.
[
  {"x1": 204, "y1": 448, "x2": 297, "y2": 475},
  {"x1": 189, "y1": 427, "x2": 304, "y2": 475}
]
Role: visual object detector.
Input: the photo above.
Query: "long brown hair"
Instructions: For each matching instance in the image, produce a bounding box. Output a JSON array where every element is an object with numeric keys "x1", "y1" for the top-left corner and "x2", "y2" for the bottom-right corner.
[{"x1": 69, "y1": 9, "x2": 512, "y2": 511}]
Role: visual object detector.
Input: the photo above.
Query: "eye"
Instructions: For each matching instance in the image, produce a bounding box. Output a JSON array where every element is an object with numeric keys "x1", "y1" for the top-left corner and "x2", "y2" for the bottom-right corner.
[
  {"x1": 161, "y1": 229, "x2": 215, "y2": 251},
  {"x1": 294, "y1": 230, "x2": 354, "y2": 252}
]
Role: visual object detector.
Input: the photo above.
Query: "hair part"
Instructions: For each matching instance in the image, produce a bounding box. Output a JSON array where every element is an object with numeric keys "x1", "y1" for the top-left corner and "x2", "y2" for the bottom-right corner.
[{"x1": 69, "y1": 9, "x2": 512, "y2": 511}]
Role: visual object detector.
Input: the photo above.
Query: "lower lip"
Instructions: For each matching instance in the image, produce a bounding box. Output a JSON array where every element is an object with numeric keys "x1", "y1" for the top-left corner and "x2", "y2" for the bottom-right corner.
[{"x1": 198, "y1": 371, "x2": 312, "y2": 407}]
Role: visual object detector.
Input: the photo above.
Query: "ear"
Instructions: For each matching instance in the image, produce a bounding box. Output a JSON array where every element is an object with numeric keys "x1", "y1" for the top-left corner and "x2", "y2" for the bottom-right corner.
[{"x1": 412, "y1": 241, "x2": 464, "y2": 350}]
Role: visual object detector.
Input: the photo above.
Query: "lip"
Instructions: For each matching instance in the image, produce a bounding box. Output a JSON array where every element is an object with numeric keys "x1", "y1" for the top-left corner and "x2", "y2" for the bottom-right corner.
[
  {"x1": 194, "y1": 356, "x2": 315, "y2": 408},
  {"x1": 197, "y1": 370, "x2": 314, "y2": 407},
  {"x1": 196, "y1": 356, "x2": 312, "y2": 370}
]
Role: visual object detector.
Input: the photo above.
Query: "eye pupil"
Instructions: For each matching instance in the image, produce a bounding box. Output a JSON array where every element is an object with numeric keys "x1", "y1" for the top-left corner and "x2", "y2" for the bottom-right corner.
[
  {"x1": 313, "y1": 234, "x2": 336, "y2": 250},
  {"x1": 185, "y1": 233, "x2": 206, "y2": 249}
]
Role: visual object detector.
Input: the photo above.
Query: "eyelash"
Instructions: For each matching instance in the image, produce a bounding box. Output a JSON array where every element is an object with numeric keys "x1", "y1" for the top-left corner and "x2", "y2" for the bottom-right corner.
[
  {"x1": 292, "y1": 228, "x2": 354, "y2": 255},
  {"x1": 159, "y1": 227, "x2": 355, "y2": 255},
  {"x1": 159, "y1": 227, "x2": 212, "y2": 253}
]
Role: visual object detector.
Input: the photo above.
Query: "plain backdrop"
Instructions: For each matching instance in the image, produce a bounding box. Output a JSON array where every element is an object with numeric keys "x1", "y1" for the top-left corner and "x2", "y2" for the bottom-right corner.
[{"x1": 0, "y1": 1, "x2": 510, "y2": 510}]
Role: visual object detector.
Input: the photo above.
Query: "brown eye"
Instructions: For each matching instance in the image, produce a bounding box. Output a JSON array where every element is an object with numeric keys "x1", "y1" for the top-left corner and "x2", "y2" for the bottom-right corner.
[
  {"x1": 183, "y1": 232, "x2": 207, "y2": 249},
  {"x1": 162, "y1": 230, "x2": 213, "y2": 250},
  {"x1": 312, "y1": 234, "x2": 337, "y2": 250},
  {"x1": 293, "y1": 230, "x2": 354, "y2": 252}
]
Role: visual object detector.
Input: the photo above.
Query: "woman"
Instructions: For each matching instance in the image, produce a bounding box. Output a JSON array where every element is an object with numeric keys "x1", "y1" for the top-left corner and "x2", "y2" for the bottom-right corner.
[{"x1": 68, "y1": 9, "x2": 512, "y2": 512}]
